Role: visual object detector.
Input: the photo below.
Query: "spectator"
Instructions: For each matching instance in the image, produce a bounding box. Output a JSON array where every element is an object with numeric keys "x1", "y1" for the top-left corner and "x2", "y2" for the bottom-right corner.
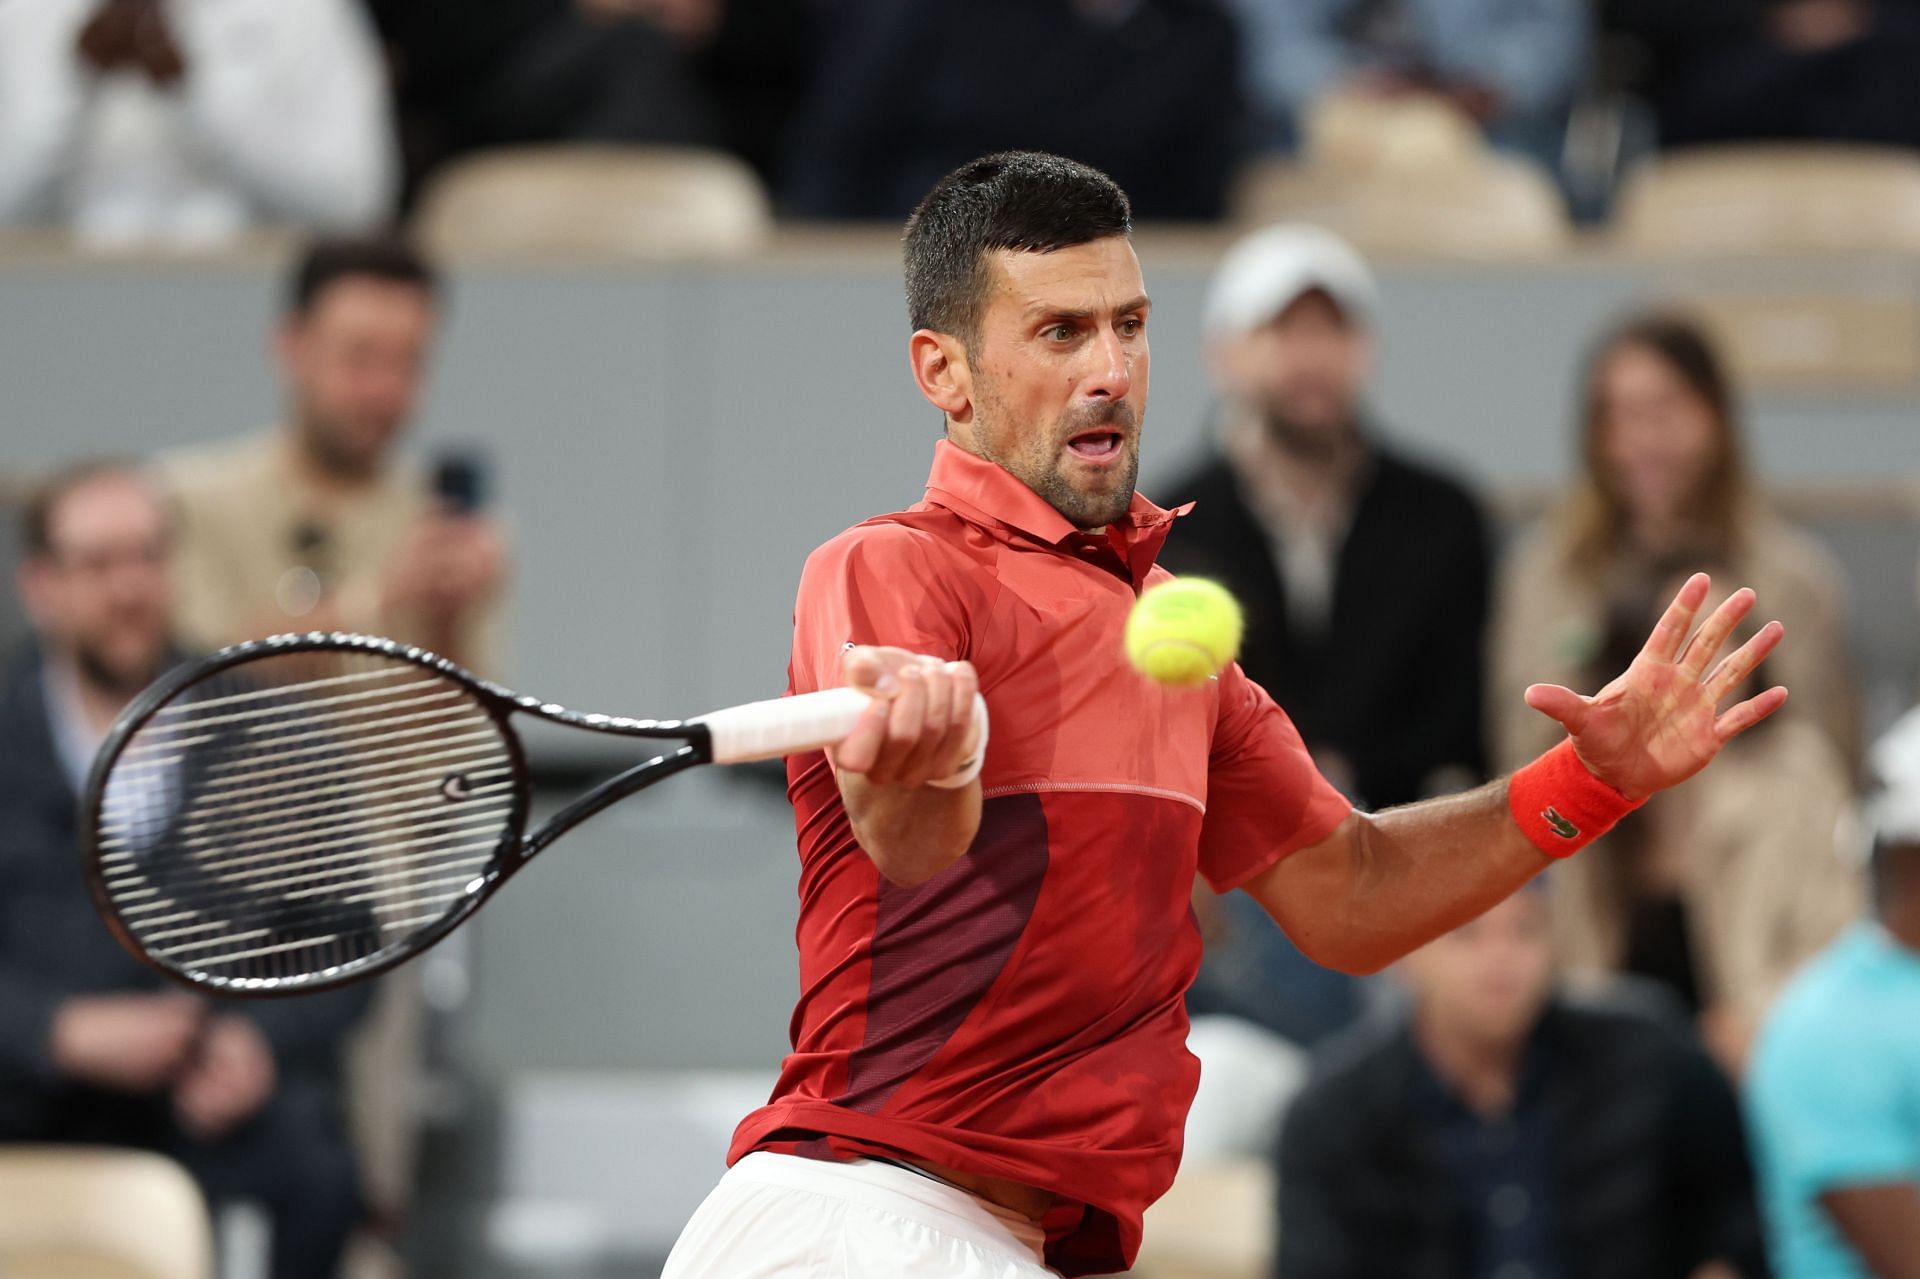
[
  {"x1": 781, "y1": 0, "x2": 1241, "y2": 220},
  {"x1": 1165, "y1": 225, "x2": 1489, "y2": 1115},
  {"x1": 1746, "y1": 707, "x2": 1920, "y2": 1276},
  {"x1": 1163, "y1": 224, "x2": 1491, "y2": 814},
  {"x1": 159, "y1": 237, "x2": 507, "y2": 674},
  {"x1": 367, "y1": 0, "x2": 736, "y2": 203},
  {"x1": 1490, "y1": 311, "x2": 1856, "y2": 776},
  {"x1": 1544, "y1": 572, "x2": 1861, "y2": 1075},
  {"x1": 0, "y1": 461, "x2": 368, "y2": 1279},
  {"x1": 1276, "y1": 886, "x2": 1769, "y2": 1278},
  {"x1": 0, "y1": 0, "x2": 394, "y2": 248},
  {"x1": 1607, "y1": 0, "x2": 1920, "y2": 150},
  {"x1": 1225, "y1": 0, "x2": 1589, "y2": 170}
]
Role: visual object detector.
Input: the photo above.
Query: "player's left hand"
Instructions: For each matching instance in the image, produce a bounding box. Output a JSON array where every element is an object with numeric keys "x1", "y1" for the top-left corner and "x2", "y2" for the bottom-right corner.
[{"x1": 1523, "y1": 573, "x2": 1786, "y2": 801}]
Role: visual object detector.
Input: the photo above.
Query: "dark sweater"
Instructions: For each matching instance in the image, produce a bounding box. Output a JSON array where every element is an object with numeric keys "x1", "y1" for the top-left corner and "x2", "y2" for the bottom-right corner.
[
  {"x1": 1276, "y1": 993, "x2": 1770, "y2": 1279},
  {"x1": 1157, "y1": 444, "x2": 1490, "y2": 811}
]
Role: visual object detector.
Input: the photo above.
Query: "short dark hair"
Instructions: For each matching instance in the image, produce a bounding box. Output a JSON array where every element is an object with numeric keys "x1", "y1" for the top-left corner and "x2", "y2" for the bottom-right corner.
[
  {"x1": 288, "y1": 236, "x2": 439, "y2": 317},
  {"x1": 903, "y1": 152, "x2": 1132, "y2": 345},
  {"x1": 22, "y1": 458, "x2": 151, "y2": 558}
]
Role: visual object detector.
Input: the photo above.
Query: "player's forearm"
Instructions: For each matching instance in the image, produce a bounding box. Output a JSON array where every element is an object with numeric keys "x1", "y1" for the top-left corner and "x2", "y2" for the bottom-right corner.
[
  {"x1": 841, "y1": 775, "x2": 982, "y2": 889},
  {"x1": 1258, "y1": 782, "x2": 1549, "y2": 975}
]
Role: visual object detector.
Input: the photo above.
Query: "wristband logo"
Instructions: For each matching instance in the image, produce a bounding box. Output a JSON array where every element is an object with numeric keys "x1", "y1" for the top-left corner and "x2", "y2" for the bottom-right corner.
[{"x1": 1542, "y1": 807, "x2": 1580, "y2": 840}]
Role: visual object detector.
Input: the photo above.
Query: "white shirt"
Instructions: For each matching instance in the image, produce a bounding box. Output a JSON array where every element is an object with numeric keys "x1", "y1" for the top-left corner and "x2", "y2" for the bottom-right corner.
[{"x1": 0, "y1": 0, "x2": 396, "y2": 247}]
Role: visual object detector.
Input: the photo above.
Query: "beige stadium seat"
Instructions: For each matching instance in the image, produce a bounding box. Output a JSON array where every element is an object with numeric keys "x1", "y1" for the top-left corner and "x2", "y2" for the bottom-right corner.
[
  {"x1": 1614, "y1": 145, "x2": 1920, "y2": 254},
  {"x1": 414, "y1": 146, "x2": 773, "y2": 260},
  {"x1": 0, "y1": 1147, "x2": 213, "y2": 1279},
  {"x1": 1129, "y1": 1157, "x2": 1274, "y2": 1279},
  {"x1": 1234, "y1": 154, "x2": 1574, "y2": 259}
]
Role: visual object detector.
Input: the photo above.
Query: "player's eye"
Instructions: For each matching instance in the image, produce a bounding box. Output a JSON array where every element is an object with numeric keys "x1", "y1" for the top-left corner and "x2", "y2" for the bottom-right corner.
[
  {"x1": 1045, "y1": 324, "x2": 1075, "y2": 343},
  {"x1": 1119, "y1": 318, "x2": 1144, "y2": 338}
]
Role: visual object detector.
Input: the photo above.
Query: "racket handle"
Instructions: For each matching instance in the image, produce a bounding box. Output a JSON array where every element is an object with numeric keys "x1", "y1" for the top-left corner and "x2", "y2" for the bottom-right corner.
[
  {"x1": 697, "y1": 687, "x2": 990, "y2": 772},
  {"x1": 698, "y1": 688, "x2": 873, "y2": 764}
]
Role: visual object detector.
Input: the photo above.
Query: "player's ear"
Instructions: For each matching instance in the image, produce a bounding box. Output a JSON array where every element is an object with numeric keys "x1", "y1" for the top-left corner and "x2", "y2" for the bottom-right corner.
[{"x1": 909, "y1": 329, "x2": 972, "y2": 420}]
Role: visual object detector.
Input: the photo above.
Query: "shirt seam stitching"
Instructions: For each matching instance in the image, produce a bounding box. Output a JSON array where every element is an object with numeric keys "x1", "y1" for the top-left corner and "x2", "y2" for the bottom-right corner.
[{"x1": 980, "y1": 779, "x2": 1205, "y2": 814}]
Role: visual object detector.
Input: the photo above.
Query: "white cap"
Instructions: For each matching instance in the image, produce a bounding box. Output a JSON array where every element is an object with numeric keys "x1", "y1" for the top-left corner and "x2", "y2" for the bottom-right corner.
[
  {"x1": 1867, "y1": 706, "x2": 1920, "y2": 846},
  {"x1": 1203, "y1": 223, "x2": 1380, "y2": 339}
]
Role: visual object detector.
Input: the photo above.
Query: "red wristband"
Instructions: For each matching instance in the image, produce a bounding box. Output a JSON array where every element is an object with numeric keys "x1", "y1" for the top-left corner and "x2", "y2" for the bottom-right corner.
[{"x1": 1508, "y1": 738, "x2": 1645, "y2": 858}]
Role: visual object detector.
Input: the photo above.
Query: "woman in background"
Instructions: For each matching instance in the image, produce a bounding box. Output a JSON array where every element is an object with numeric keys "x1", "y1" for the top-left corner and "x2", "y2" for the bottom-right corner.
[{"x1": 1491, "y1": 312, "x2": 1862, "y2": 1071}]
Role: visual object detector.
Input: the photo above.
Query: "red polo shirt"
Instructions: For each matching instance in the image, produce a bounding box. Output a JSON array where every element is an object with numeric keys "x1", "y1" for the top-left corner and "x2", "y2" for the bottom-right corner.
[{"x1": 730, "y1": 441, "x2": 1352, "y2": 1275}]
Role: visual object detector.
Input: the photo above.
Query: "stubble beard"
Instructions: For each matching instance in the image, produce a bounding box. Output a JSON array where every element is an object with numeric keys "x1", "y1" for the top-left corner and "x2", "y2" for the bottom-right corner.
[{"x1": 975, "y1": 393, "x2": 1141, "y2": 531}]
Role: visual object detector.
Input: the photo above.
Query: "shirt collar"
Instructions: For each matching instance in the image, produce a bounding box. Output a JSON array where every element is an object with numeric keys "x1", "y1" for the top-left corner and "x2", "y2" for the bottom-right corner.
[{"x1": 920, "y1": 439, "x2": 1190, "y2": 587}]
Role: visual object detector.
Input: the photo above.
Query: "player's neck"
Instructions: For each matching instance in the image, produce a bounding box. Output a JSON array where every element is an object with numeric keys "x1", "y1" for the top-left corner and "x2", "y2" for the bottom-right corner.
[{"x1": 1413, "y1": 1010, "x2": 1526, "y2": 1117}]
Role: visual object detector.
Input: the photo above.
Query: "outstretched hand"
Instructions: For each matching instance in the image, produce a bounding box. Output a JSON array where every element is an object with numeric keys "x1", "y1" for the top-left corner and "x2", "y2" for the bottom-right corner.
[{"x1": 1524, "y1": 573, "x2": 1787, "y2": 801}]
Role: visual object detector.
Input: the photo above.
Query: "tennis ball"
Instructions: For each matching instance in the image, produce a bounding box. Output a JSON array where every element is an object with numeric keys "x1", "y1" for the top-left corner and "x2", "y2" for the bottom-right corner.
[{"x1": 1125, "y1": 578, "x2": 1243, "y2": 687}]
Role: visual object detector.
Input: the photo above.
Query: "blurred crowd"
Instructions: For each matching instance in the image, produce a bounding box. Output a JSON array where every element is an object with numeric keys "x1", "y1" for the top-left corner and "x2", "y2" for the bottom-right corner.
[
  {"x1": 2, "y1": 218, "x2": 1916, "y2": 1276},
  {"x1": 1, "y1": 3, "x2": 1918, "y2": 1276},
  {"x1": 7, "y1": 0, "x2": 1920, "y2": 243}
]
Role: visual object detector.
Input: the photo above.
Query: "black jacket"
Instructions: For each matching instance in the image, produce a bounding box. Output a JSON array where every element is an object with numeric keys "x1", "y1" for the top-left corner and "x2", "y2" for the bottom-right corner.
[
  {"x1": 1158, "y1": 445, "x2": 1489, "y2": 810},
  {"x1": 0, "y1": 645, "x2": 371, "y2": 1140},
  {"x1": 1276, "y1": 993, "x2": 1770, "y2": 1279}
]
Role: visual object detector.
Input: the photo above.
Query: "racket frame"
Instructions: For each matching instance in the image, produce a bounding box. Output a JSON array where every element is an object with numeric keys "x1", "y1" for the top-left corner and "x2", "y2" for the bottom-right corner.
[{"x1": 82, "y1": 631, "x2": 723, "y2": 998}]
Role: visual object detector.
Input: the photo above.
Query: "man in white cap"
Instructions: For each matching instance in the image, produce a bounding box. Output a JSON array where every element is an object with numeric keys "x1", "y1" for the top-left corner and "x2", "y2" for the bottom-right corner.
[
  {"x1": 1746, "y1": 710, "x2": 1920, "y2": 1276},
  {"x1": 1165, "y1": 223, "x2": 1493, "y2": 1052}
]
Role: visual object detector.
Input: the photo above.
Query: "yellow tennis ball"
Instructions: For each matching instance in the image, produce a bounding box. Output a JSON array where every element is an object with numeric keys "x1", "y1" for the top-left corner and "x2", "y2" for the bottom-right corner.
[{"x1": 1125, "y1": 578, "x2": 1244, "y2": 687}]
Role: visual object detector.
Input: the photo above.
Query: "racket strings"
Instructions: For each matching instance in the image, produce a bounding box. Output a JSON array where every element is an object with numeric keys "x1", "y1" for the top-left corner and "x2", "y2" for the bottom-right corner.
[{"x1": 95, "y1": 650, "x2": 518, "y2": 986}]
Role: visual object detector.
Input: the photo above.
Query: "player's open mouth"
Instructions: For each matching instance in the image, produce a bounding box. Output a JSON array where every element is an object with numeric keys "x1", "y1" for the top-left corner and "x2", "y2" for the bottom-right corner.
[{"x1": 1066, "y1": 430, "x2": 1125, "y2": 461}]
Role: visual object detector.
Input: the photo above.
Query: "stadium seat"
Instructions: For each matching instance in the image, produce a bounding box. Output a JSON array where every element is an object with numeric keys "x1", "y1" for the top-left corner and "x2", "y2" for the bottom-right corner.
[
  {"x1": 0, "y1": 1147, "x2": 213, "y2": 1279},
  {"x1": 1130, "y1": 1157, "x2": 1274, "y2": 1279},
  {"x1": 413, "y1": 147, "x2": 773, "y2": 260},
  {"x1": 1232, "y1": 154, "x2": 1574, "y2": 259},
  {"x1": 1614, "y1": 145, "x2": 1920, "y2": 255}
]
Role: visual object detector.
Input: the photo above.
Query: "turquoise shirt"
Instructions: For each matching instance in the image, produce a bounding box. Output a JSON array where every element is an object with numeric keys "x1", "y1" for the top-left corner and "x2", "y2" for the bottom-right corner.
[{"x1": 1746, "y1": 924, "x2": 1920, "y2": 1277}]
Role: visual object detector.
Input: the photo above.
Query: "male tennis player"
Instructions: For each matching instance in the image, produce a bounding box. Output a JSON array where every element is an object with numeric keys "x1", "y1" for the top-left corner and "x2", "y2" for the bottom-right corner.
[{"x1": 663, "y1": 152, "x2": 1788, "y2": 1278}]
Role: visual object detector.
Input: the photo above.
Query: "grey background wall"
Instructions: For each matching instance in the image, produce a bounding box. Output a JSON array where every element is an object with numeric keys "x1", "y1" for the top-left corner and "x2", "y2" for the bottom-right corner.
[{"x1": 3, "y1": 238, "x2": 1916, "y2": 1078}]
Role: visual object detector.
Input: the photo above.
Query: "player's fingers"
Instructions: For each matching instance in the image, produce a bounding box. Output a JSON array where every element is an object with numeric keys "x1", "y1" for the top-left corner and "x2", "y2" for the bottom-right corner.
[
  {"x1": 1640, "y1": 573, "x2": 1711, "y2": 664},
  {"x1": 828, "y1": 698, "x2": 891, "y2": 775},
  {"x1": 841, "y1": 647, "x2": 901, "y2": 697},
  {"x1": 1523, "y1": 683, "x2": 1589, "y2": 734},
  {"x1": 1715, "y1": 685, "x2": 1789, "y2": 743},
  {"x1": 1677, "y1": 587, "x2": 1756, "y2": 679},
  {"x1": 873, "y1": 665, "x2": 929, "y2": 784},
  {"x1": 895, "y1": 665, "x2": 960, "y2": 784},
  {"x1": 1703, "y1": 620, "x2": 1784, "y2": 703}
]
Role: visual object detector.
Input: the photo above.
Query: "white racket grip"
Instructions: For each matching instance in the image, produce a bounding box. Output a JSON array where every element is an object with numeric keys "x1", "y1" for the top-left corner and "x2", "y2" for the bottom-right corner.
[{"x1": 697, "y1": 687, "x2": 990, "y2": 777}]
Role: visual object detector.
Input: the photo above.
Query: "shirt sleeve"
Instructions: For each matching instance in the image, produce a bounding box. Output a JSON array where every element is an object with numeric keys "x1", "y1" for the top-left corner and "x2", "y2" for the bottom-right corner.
[
  {"x1": 789, "y1": 523, "x2": 971, "y2": 697},
  {"x1": 1199, "y1": 661, "x2": 1353, "y2": 893},
  {"x1": 1751, "y1": 1003, "x2": 1920, "y2": 1194}
]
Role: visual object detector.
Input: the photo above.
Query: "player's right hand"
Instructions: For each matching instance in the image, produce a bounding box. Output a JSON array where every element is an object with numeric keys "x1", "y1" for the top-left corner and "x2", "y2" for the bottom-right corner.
[
  {"x1": 832, "y1": 646, "x2": 980, "y2": 788},
  {"x1": 51, "y1": 992, "x2": 205, "y2": 1093}
]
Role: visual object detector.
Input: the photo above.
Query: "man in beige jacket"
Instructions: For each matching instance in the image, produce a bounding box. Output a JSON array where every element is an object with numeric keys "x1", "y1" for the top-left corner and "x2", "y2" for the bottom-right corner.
[{"x1": 160, "y1": 236, "x2": 506, "y2": 674}]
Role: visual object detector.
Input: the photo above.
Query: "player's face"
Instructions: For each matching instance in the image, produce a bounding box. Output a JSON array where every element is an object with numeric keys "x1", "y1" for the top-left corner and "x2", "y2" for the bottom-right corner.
[
  {"x1": 965, "y1": 238, "x2": 1151, "y2": 530},
  {"x1": 1595, "y1": 342, "x2": 1721, "y2": 527},
  {"x1": 279, "y1": 277, "x2": 436, "y2": 479},
  {"x1": 1213, "y1": 290, "x2": 1369, "y2": 451},
  {"x1": 22, "y1": 474, "x2": 174, "y2": 698},
  {"x1": 1404, "y1": 889, "x2": 1554, "y2": 1049}
]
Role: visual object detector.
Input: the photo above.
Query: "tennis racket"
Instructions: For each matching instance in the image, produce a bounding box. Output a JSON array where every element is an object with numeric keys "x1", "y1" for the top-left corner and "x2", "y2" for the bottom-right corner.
[{"x1": 81, "y1": 631, "x2": 932, "y2": 998}]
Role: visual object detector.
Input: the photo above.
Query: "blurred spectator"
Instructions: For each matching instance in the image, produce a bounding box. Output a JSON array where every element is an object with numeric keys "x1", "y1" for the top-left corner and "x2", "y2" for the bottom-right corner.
[
  {"x1": 1166, "y1": 225, "x2": 1488, "y2": 1085},
  {"x1": 0, "y1": 0, "x2": 394, "y2": 248},
  {"x1": 1276, "y1": 887, "x2": 1768, "y2": 1279},
  {"x1": 367, "y1": 0, "x2": 748, "y2": 202},
  {"x1": 0, "y1": 461, "x2": 368, "y2": 1279},
  {"x1": 1606, "y1": 0, "x2": 1920, "y2": 150},
  {"x1": 1545, "y1": 573, "x2": 1862, "y2": 1076},
  {"x1": 1746, "y1": 708, "x2": 1920, "y2": 1276},
  {"x1": 781, "y1": 0, "x2": 1240, "y2": 220},
  {"x1": 159, "y1": 237, "x2": 507, "y2": 674},
  {"x1": 1491, "y1": 312, "x2": 1857, "y2": 776},
  {"x1": 1225, "y1": 0, "x2": 1589, "y2": 169}
]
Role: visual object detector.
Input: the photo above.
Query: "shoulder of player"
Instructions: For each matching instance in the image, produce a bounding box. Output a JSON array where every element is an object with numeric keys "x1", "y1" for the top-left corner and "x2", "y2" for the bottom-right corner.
[{"x1": 801, "y1": 510, "x2": 978, "y2": 580}]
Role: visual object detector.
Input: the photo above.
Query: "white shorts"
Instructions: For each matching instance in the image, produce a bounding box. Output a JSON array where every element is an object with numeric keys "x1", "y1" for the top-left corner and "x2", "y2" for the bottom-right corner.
[{"x1": 661, "y1": 1151, "x2": 1060, "y2": 1278}]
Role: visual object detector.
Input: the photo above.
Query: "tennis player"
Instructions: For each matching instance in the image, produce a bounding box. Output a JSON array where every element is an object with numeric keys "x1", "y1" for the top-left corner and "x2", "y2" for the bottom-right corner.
[{"x1": 662, "y1": 152, "x2": 1788, "y2": 1278}]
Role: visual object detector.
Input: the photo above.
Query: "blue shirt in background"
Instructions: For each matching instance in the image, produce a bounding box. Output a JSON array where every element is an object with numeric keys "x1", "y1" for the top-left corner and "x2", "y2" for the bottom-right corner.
[{"x1": 1746, "y1": 924, "x2": 1920, "y2": 1278}]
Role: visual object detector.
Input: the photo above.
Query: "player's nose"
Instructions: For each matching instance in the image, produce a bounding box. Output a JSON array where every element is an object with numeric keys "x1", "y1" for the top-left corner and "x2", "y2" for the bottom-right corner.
[{"x1": 1083, "y1": 327, "x2": 1131, "y2": 400}]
